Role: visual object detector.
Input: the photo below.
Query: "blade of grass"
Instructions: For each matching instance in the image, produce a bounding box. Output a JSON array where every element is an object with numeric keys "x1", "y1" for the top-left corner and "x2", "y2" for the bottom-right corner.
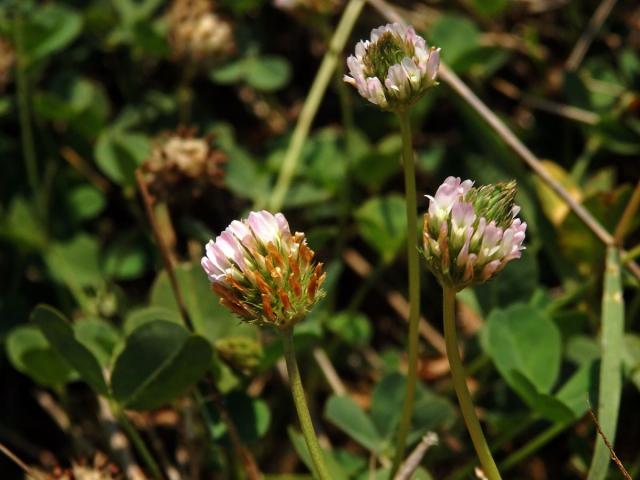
[
  {"x1": 587, "y1": 247, "x2": 625, "y2": 480},
  {"x1": 266, "y1": 0, "x2": 366, "y2": 211}
]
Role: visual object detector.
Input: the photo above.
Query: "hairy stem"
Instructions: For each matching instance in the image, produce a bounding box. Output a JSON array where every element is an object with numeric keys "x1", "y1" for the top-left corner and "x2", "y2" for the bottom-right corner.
[
  {"x1": 281, "y1": 328, "x2": 331, "y2": 480},
  {"x1": 443, "y1": 286, "x2": 501, "y2": 480},
  {"x1": 390, "y1": 110, "x2": 421, "y2": 476}
]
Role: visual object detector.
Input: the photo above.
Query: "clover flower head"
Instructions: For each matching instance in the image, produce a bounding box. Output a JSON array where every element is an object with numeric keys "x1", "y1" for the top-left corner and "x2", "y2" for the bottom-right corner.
[
  {"x1": 423, "y1": 177, "x2": 527, "y2": 289},
  {"x1": 201, "y1": 211, "x2": 326, "y2": 329},
  {"x1": 167, "y1": 0, "x2": 234, "y2": 65},
  {"x1": 141, "y1": 127, "x2": 225, "y2": 201},
  {"x1": 344, "y1": 23, "x2": 440, "y2": 111}
]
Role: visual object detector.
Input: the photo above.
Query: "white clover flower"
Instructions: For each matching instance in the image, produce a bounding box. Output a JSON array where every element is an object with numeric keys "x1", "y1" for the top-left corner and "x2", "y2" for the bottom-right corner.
[
  {"x1": 423, "y1": 177, "x2": 527, "y2": 289},
  {"x1": 344, "y1": 23, "x2": 440, "y2": 111},
  {"x1": 202, "y1": 211, "x2": 326, "y2": 328}
]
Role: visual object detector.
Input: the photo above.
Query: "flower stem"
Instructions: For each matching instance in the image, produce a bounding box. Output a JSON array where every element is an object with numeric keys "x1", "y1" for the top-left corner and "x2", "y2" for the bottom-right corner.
[
  {"x1": 443, "y1": 286, "x2": 501, "y2": 480},
  {"x1": 111, "y1": 401, "x2": 163, "y2": 480},
  {"x1": 390, "y1": 110, "x2": 421, "y2": 476},
  {"x1": 14, "y1": 8, "x2": 41, "y2": 213},
  {"x1": 281, "y1": 328, "x2": 331, "y2": 480}
]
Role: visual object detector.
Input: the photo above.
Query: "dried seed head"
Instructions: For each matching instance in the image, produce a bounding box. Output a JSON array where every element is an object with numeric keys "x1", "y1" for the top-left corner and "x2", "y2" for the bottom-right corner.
[
  {"x1": 344, "y1": 23, "x2": 440, "y2": 111},
  {"x1": 423, "y1": 177, "x2": 527, "y2": 290},
  {"x1": 141, "y1": 126, "x2": 225, "y2": 201},
  {"x1": 201, "y1": 211, "x2": 325, "y2": 329},
  {"x1": 166, "y1": 0, "x2": 234, "y2": 66}
]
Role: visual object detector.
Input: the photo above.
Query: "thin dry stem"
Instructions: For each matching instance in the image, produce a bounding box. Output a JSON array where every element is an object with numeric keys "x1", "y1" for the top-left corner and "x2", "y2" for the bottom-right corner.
[
  {"x1": 135, "y1": 169, "x2": 193, "y2": 330},
  {"x1": 0, "y1": 441, "x2": 42, "y2": 480},
  {"x1": 343, "y1": 248, "x2": 447, "y2": 355},
  {"x1": 60, "y1": 146, "x2": 111, "y2": 192},
  {"x1": 566, "y1": 0, "x2": 619, "y2": 71},
  {"x1": 313, "y1": 347, "x2": 348, "y2": 395},
  {"x1": 393, "y1": 432, "x2": 438, "y2": 480},
  {"x1": 613, "y1": 180, "x2": 640, "y2": 245},
  {"x1": 588, "y1": 409, "x2": 632, "y2": 480}
]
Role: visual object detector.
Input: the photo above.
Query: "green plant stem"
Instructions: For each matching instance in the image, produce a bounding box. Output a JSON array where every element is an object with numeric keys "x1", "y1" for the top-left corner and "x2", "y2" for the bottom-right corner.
[
  {"x1": 267, "y1": 0, "x2": 365, "y2": 211},
  {"x1": 499, "y1": 421, "x2": 567, "y2": 471},
  {"x1": 443, "y1": 286, "x2": 501, "y2": 480},
  {"x1": 281, "y1": 328, "x2": 331, "y2": 480},
  {"x1": 390, "y1": 110, "x2": 421, "y2": 476},
  {"x1": 14, "y1": 9, "x2": 40, "y2": 212},
  {"x1": 111, "y1": 401, "x2": 163, "y2": 480}
]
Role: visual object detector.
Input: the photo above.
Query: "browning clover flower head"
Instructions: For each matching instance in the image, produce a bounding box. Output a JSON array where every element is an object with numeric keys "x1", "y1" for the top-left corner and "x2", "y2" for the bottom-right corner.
[
  {"x1": 141, "y1": 127, "x2": 225, "y2": 201},
  {"x1": 344, "y1": 23, "x2": 440, "y2": 111},
  {"x1": 423, "y1": 177, "x2": 527, "y2": 290},
  {"x1": 201, "y1": 211, "x2": 326, "y2": 329},
  {"x1": 166, "y1": 0, "x2": 234, "y2": 66}
]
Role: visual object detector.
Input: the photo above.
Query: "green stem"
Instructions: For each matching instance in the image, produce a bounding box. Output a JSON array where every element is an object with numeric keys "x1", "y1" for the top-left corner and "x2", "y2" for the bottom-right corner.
[
  {"x1": 499, "y1": 422, "x2": 567, "y2": 471},
  {"x1": 14, "y1": 8, "x2": 40, "y2": 211},
  {"x1": 281, "y1": 328, "x2": 331, "y2": 480},
  {"x1": 443, "y1": 286, "x2": 502, "y2": 480},
  {"x1": 266, "y1": 0, "x2": 366, "y2": 211},
  {"x1": 111, "y1": 401, "x2": 163, "y2": 480},
  {"x1": 390, "y1": 110, "x2": 421, "y2": 476}
]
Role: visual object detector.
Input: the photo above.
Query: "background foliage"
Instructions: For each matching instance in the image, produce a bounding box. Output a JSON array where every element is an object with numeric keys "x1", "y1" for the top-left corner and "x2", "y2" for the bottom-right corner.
[{"x1": 0, "y1": 0, "x2": 639, "y2": 478}]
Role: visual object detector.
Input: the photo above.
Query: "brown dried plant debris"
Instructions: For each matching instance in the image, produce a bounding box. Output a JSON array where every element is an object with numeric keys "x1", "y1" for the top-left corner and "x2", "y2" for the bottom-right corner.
[
  {"x1": 166, "y1": 0, "x2": 234, "y2": 66},
  {"x1": 141, "y1": 126, "x2": 226, "y2": 202}
]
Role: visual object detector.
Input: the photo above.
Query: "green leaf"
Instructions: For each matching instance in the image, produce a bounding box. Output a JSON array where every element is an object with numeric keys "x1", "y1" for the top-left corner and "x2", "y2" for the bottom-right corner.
[
  {"x1": 67, "y1": 185, "x2": 106, "y2": 221},
  {"x1": 6, "y1": 325, "x2": 76, "y2": 387},
  {"x1": 470, "y1": 0, "x2": 508, "y2": 16},
  {"x1": 324, "y1": 395, "x2": 384, "y2": 453},
  {"x1": 370, "y1": 373, "x2": 455, "y2": 442},
  {"x1": 0, "y1": 196, "x2": 47, "y2": 251},
  {"x1": 246, "y1": 56, "x2": 291, "y2": 91},
  {"x1": 111, "y1": 320, "x2": 212, "y2": 410},
  {"x1": 44, "y1": 234, "x2": 102, "y2": 289},
  {"x1": 23, "y1": 4, "x2": 83, "y2": 64},
  {"x1": 587, "y1": 247, "x2": 624, "y2": 480},
  {"x1": 555, "y1": 361, "x2": 599, "y2": 418},
  {"x1": 483, "y1": 304, "x2": 562, "y2": 395},
  {"x1": 210, "y1": 59, "x2": 249, "y2": 84},
  {"x1": 354, "y1": 195, "x2": 407, "y2": 263},
  {"x1": 226, "y1": 391, "x2": 271, "y2": 443},
  {"x1": 32, "y1": 305, "x2": 108, "y2": 395},
  {"x1": 74, "y1": 318, "x2": 121, "y2": 368},
  {"x1": 326, "y1": 311, "x2": 372, "y2": 347},
  {"x1": 428, "y1": 15, "x2": 480, "y2": 70},
  {"x1": 509, "y1": 371, "x2": 574, "y2": 422},
  {"x1": 95, "y1": 131, "x2": 149, "y2": 186},
  {"x1": 623, "y1": 334, "x2": 640, "y2": 391},
  {"x1": 103, "y1": 235, "x2": 149, "y2": 280},
  {"x1": 150, "y1": 262, "x2": 256, "y2": 344},
  {"x1": 123, "y1": 306, "x2": 183, "y2": 335},
  {"x1": 473, "y1": 250, "x2": 539, "y2": 314}
]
